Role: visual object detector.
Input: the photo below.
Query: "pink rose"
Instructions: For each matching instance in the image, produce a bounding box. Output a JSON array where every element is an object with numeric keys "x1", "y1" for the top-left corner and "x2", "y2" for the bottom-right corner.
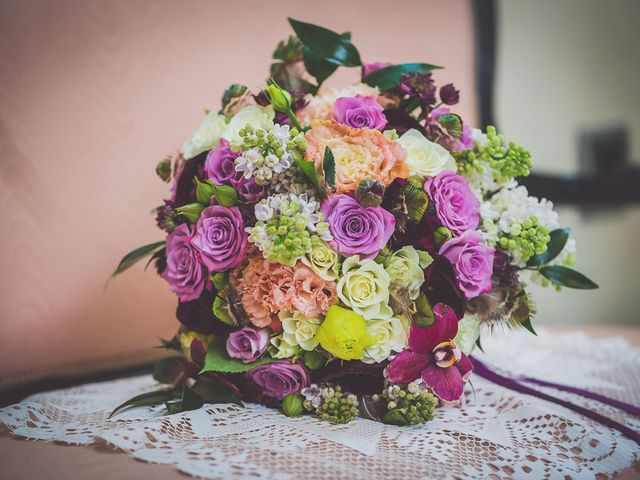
[
  {"x1": 439, "y1": 231, "x2": 494, "y2": 299},
  {"x1": 334, "y1": 95, "x2": 387, "y2": 131},
  {"x1": 163, "y1": 224, "x2": 207, "y2": 302},
  {"x1": 226, "y1": 327, "x2": 270, "y2": 363},
  {"x1": 425, "y1": 171, "x2": 480, "y2": 236}
]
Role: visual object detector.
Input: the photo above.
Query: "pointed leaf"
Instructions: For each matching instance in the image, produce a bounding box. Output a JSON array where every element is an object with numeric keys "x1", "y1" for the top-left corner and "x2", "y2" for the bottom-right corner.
[
  {"x1": 382, "y1": 408, "x2": 410, "y2": 426},
  {"x1": 521, "y1": 318, "x2": 537, "y2": 336},
  {"x1": 180, "y1": 386, "x2": 205, "y2": 411},
  {"x1": 528, "y1": 228, "x2": 570, "y2": 267},
  {"x1": 112, "y1": 241, "x2": 166, "y2": 277},
  {"x1": 363, "y1": 63, "x2": 443, "y2": 91},
  {"x1": 294, "y1": 153, "x2": 320, "y2": 191},
  {"x1": 323, "y1": 147, "x2": 335, "y2": 188},
  {"x1": 540, "y1": 266, "x2": 598, "y2": 289},
  {"x1": 201, "y1": 338, "x2": 275, "y2": 374},
  {"x1": 414, "y1": 292, "x2": 435, "y2": 327},
  {"x1": 152, "y1": 356, "x2": 184, "y2": 384},
  {"x1": 475, "y1": 336, "x2": 484, "y2": 353},
  {"x1": 190, "y1": 375, "x2": 244, "y2": 407},
  {"x1": 156, "y1": 335, "x2": 181, "y2": 351},
  {"x1": 109, "y1": 388, "x2": 178, "y2": 418},
  {"x1": 288, "y1": 18, "x2": 361, "y2": 67}
]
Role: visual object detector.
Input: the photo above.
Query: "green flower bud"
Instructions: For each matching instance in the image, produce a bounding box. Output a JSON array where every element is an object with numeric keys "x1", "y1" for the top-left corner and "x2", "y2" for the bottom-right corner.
[
  {"x1": 266, "y1": 78, "x2": 293, "y2": 113},
  {"x1": 434, "y1": 226, "x2": 453, "y2": 246},
  {"x1": 282, "y1": 394, "x2": 304, "y2": 417}
]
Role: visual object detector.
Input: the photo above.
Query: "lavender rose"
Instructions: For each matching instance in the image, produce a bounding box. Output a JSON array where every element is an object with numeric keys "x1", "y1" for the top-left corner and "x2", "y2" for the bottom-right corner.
[
  {"x1": 439, "y1": 230, "x2": 495, "y2": 299},
  {"x1": 248, "y1": 360, "x2": 310, "y2": 399},
  {"x1": 226, "y1": 327, "x2": 270, "y2": 363},
  {"x1": 163, "y1": 224, "x2": 207, "y2": 301},
  {"x1": 334, "y1": 95, "x2": 387, "y2": 131},
  {"x1": 192, "y1": 205, "x2": 247, "y2": 272},
  {"x1": 204, "y1": 140, "x2": 265, "y2": 203},
  {"x1": 321, "y1": 194, "x2": 395, "y2": 258},
  {"x1": 425, "y1": 171, "x2": 480, "y2": 236}
]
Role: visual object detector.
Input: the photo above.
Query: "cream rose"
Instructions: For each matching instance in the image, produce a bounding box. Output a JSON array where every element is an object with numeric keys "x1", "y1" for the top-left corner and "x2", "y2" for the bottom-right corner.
[
  {"x1": 385, "y1": 246, "x2": 432, "y2": 300},
  {"x1": 454, "y1": 314, "x2": 481, "y2": 354},
  {"x1": 182, "y1": 111, "x2": 227, "y2": 159},
  {"x1": 301, "y1": 240, "x2": 340, "y2": 281},
  {"x1": 361, "y1": 316, "x2": 408, "y2": 364},
  {"x1": 223, "y1": 105, "x2": 275, "y2": 145},
  {"x1": 277, "y1": 311, "x2": 321, "y2": 353},
  {"x1": 397, "y1": 129, "x2": 457, "y2": 177},
  {"x1": 337, "y1": 256, "x2": 392, "y2": 320}
]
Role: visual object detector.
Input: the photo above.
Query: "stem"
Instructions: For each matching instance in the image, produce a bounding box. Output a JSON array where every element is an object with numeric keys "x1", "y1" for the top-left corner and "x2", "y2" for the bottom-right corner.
[{"x1": 286, "y1": 109, "x2": 304, "y2": 131}]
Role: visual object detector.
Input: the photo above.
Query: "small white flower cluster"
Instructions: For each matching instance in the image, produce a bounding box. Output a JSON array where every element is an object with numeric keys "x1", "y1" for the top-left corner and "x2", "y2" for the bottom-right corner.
[
  {"x1": 479, "y1": 183, "x2": 559, "y2": 248},
  {"x1": 234, "y1": 125, "x2": 294, "y2": 185}
]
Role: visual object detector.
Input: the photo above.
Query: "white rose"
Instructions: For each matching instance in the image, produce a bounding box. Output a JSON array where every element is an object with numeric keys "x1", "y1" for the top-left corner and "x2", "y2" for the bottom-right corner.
[
  {"x1": 279, "y1": 311, "x2": 321, "y2": 351},
  {"x1": 454, "y1": 314, "x2": 481, "y2": 354},
  {"x1": 270, "y1": 332, "x2": 299, "y2": 359},
  {"x1": 385, "y1": 246, "x2": 430, "y2": 300},
  {"x1": 397, "y1": 129, "x2": 457, "y2": 177},
  {"x1": 223, "y1": 105, "x2": 275, "y2": 145},
  {"x1": 361, "y1": 317, "x2": 408, "y2": 364},
  {"x1": 182, "y1": 111, "x2": 227, "y2": 160},
  {"x1": 337, "y1": 256, "x2": 392, "y2": 320}
]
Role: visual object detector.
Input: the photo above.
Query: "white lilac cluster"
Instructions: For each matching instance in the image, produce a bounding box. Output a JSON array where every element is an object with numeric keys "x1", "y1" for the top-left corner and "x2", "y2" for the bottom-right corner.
[{"x1": 247, "y1": 193, "x2": 332, "y2": 266}]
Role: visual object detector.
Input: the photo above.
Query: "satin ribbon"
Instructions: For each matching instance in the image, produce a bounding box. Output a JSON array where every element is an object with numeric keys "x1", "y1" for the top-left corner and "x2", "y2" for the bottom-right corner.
[{"x1": 470, "y1": 356, "x2": 640, "y2": 445}]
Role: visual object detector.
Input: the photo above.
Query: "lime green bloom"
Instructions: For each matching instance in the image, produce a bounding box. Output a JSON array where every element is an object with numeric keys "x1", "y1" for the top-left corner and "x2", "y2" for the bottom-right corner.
[
  {"x1": 301, "y1": 240, "x2": 340, "y2": 281},
  {"x1": 316, "y1": 305, "x2": 375, "y2": 360}
]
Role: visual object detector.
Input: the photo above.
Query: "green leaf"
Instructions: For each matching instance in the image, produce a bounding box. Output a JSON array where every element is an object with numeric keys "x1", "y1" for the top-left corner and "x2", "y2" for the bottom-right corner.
[
  {"x1": 180, "y1": 386, "x2": 205, "y2": 412},
  {"x1": 176, "y1": 202, "x2": 205, "y2": 222},
  {"x1": 112, "y1": 241, "x2": 166, "y2": 278},
  {"x1": 363, "y1": 63, "x2": 443, "y2": 91},
  {"x1": 323, "y1": 147, "x2": 335, "y2": 188},
  {"x1": 212, "y1": 294, "x2": 236, "y2": 326},
  {"x1": 303, "y1": 47, "x2": 339, "y2": 87},
  {"x1": 195, "y1": 177, "x2": 215, "y2": 204},
  {"x1": 475, "y1": 336, "x2": 484, "y2": 353},
  {"x1": 156, "y1": 335, "x2": 181, "y2": 351},
  {"x1": 201, "y1": 338, "x2": 276, "y2": 374},
  {"x1": 540, "y1": 266, "x2": 598, "y2": 289},
  {"x1": 152, "y1": 356, "x2": 184, "y2": 384},
  {"x1": 414, "y1": 292, "x2": 435, "y2": 327},
  {"x1": 382, "y1": 408, "x2": 410, "y2": 426},
  {"x1": 294, "y1": 152, "x2": 320, "y2": 191},
  {"x1": 211, "y1": 272, "x2": 229, "y2": 291},
  {"x1": 528, "y1": 228, "x2": 570, "y2": 267},
  {"x1": 143, "y1": 246, "x2": 166, "y2": 272},
  {"x1": 288, "y1": 18, "x2": 361, "y2": 67},
  {"x1": 521, "y1": 318, "x2": 537, "y2": 336},
  {"x1": 190, "y1": 375, "x2": 244, "y2": 407},
  {"x1": 211, "y1": 184, "x2": 239, "y2": 207},
  {"x1": 438, "y1": 113, "x2": 463, "y2": 139},
  {"x1": 403, "y1": 183, "x2": 429, "y2": 224},
  {"x1": 109, "y1": 388, "x2": 178, "y2": 418}
]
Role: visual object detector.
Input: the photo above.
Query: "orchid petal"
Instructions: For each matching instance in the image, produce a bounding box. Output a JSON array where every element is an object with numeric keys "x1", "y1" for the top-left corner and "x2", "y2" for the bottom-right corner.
[
  {"x1": 408, "y1": 303, "x2": 459, "y2": 354},
  {"x1": 387, "y1": 351, "x2": 430, "y2": 384},
  {"x1": 456, "y1": 353, "x2": 473, "y2": 381},
  {"x1": 421, "y1": 363, "x2": 464, "y2": 402}
]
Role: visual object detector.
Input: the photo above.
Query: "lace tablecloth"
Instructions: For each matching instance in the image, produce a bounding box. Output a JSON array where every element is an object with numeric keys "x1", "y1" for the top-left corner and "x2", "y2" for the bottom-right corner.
[{"x1": 1, "y1": 329, "x2": 639, "y2": 479}]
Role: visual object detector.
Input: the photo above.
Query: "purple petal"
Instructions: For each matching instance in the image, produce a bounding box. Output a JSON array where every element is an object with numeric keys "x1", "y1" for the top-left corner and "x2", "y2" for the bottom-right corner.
[
  {"x1": 421, "y1": 363, "x2": 464, "y2": 402},
  {"x1": 387, "y1": 351, "x2": 430, "y2": 384},
  {"x1": 456, "y1": 353, "x2": 473, "y2": 381},
  {"x1": 408, "y1": 303, "x2": 459, "y2": 354}
]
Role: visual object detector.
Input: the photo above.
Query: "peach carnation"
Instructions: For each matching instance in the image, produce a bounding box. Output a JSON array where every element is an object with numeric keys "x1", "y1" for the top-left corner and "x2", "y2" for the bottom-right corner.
[
  {"x1": 231, "y1": 253, "x2": 337, "y2": 329},
  {"x1": 305, "y1": 120, "x2": 409, "y2": 193}
]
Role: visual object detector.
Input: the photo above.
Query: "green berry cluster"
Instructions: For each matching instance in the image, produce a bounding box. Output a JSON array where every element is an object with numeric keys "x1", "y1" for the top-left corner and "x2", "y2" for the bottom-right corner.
[
  {"x1": 312, "y1": 385, "x2": 359, "y2": 424},
  {"x1": 493, "y1": 215, "x2": 551, "y2": 262},
  {"x1": 454, "y1": 125, "x2": 532, "y2": 185},
  {"x1": 237, "y1": 125, "x2": 307, "y2": 161},
  {"x1": 373, "y1": 383, "x2": 438, "y2": 425}
]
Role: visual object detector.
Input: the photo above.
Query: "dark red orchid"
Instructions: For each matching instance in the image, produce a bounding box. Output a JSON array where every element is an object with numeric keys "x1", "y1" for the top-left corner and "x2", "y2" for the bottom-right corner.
[{"x1": 387, "y1": 303, "x2": 473, "y2": 402}]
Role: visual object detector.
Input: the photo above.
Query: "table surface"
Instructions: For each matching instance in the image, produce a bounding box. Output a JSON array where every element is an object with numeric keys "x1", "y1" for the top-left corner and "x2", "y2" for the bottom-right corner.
[{"x1": 2, "y1": 326, "x2": 639, "y2": 480}]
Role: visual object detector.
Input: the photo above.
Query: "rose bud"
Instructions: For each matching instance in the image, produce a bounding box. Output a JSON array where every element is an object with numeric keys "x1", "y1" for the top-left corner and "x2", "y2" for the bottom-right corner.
[{"x1": 439, "y1": 83, "x2": 460, "y2": 105}]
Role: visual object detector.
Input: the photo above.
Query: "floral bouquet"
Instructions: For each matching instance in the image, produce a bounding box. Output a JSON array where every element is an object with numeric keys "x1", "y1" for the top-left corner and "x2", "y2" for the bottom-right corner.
[{"x1": 111, "y1": 19, "x2": 596, "y2": 425}]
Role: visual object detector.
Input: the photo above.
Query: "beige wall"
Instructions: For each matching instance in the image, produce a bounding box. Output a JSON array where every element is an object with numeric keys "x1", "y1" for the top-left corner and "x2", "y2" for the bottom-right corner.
[
  {"x1": 495, "y1": 0, "x2": 640, "y2": 326},
  {"x1": 0, "y1": 0, "x2": 477, "y2": 378}
]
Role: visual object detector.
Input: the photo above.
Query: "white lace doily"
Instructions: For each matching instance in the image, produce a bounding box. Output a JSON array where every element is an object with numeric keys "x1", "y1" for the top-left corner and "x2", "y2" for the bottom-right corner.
[{"x1": 1, "y1": 329, "x2": 639, "y2": 479}]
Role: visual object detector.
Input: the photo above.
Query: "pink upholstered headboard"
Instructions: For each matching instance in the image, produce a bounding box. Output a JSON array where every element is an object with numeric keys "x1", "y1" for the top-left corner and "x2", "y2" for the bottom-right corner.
[{"x1": 0, "y1": 0, "x2": 477, "y2": 384}]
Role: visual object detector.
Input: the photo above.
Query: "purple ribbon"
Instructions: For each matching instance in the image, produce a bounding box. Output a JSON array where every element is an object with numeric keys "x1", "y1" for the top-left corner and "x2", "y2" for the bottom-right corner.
[{"x1": 470, "y1": 356, "x2": 640, "y2": 445}]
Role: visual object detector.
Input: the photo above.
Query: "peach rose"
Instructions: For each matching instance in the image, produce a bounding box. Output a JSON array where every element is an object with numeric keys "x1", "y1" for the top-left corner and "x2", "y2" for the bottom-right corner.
[{"x1": 305, "y1": 120, "x2": 409, "y2": 193}]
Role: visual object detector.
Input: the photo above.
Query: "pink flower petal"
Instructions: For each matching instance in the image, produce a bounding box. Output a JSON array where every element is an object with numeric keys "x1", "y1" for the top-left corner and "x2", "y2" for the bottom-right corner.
[
  {"x1": 408, "y1": 303, "x2": 459, "y2": 354},
  {"x1": 421, "y1": 363, "x2": 464, "y2": 402},
  {"x1": 387, "y1": 351, "x2": 430, "y2": 384},
  {"x1": 456, "y1": 353, "x2": 473, "y2": 381}
]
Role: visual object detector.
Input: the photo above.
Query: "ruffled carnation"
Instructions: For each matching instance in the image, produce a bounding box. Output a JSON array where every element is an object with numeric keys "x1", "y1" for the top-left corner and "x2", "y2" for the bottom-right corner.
[
  {"x1": 305, "y1": 120, "x2": 408, "y2": 193},
  {"x1": 232, "y1": 253, "x2": 337, "y2": 329}
]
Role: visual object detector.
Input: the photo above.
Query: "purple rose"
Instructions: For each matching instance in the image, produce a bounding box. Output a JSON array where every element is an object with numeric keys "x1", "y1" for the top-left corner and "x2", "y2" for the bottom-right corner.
[
  {"x1": 425, "y1": 171, "x2": 480, "y2": 236},
  {"x1": 439, "y1": 230, "x2": 494, "y2": 299},
  {"x1": 361, "y1": 61, "x2": 392, "y2": 78},
  {"x1": 204, "y1": 140, "x2": 265, "y2": 203},
  {"x1": 247, "y1": 360, "x2": 310, "y2": 399},
  {"x1": 334, "y1": 95, "x2": 387, "y2": 131},
  {"x1": 192, "y1": 205, "x2": 247, "y2": 272},
  {"x1": 163, "y1": 224, "x2": 207, "y2": 302},
  {"x1": 204, "y1": 139, "x2": 241, "y2": 185},
  {"x1": 226, "y1": 327, "x2": 270, "y2": 363},
  {"x1": 321, "y1": 194, "x2": 395, "y2": 258}
]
